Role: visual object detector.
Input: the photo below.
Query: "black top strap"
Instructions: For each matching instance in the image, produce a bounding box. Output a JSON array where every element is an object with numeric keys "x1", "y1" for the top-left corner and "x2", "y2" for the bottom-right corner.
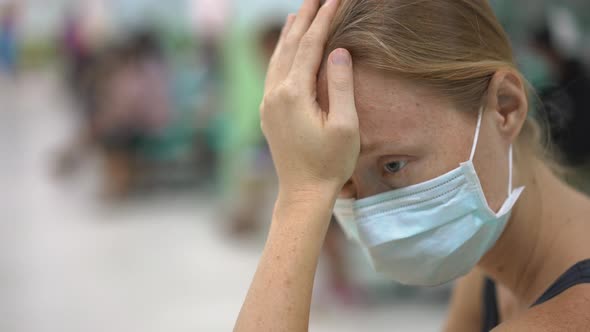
[
  {"x1": 533, "y1": 259, "x2": 590, "y2": 306},
  {"x1": 482, "y1": 258, "x2": 590, "y2": 332},
  {"x1": 482, "y1": 277, "x2": 500, "y2": 332}
]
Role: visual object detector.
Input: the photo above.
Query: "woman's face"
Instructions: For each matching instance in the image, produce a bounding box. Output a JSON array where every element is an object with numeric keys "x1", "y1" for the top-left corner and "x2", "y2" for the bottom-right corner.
[{"x1": 317, "y1": 66, "x2": 512, "y2": 212}]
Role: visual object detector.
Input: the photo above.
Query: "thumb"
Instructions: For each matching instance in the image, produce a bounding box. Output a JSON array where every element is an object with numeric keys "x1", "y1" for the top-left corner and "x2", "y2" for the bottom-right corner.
[{"x1": 327, "y1": 48, "x2": 357, "y2": 123}]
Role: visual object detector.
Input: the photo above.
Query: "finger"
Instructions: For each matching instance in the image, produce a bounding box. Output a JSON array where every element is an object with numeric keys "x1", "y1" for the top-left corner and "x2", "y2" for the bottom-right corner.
[
  {"x1": 280, "y1": 14, "x2": 297, "y2": 42},
  {"x1": 272, "y1": 13, "x2": 297, "y2": 60},
  {"x1": 265, "y1": 14, "x2": 297, "y2": 92},
  {"x1": 327, "y1": 49, "x2": 357, "y2": 123},
  {"x1": 290, "y1": 0, "x2": 340, "y2": 85},
  {"x1": 289, "y1": 0, "x2": 321, "y2": 42},
  {"x1": 278, "y1": 0, "x2": 321, "y2": 72}
]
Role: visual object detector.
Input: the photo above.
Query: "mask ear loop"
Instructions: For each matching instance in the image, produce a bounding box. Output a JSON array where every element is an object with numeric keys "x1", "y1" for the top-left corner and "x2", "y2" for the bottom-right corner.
[
  {"x1": 470, "y1": 107, "x2": 514, "y2": 196},
  {"x1": 508, "y1": 145, "x2": 513, "y2": 195},
  {"x1": 469, "y1": 107, "x2": 484, "y2": 162}
]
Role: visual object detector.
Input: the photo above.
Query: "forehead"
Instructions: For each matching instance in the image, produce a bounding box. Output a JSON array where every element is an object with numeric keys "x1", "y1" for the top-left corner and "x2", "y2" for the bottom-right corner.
[{"x1": 317, "y1": 66, "x2": 474, "y2": 153}]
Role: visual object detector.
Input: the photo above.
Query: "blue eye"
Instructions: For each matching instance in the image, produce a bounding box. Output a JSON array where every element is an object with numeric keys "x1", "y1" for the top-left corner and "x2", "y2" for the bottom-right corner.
[{"x1": 384, "y1": 161, "x2": 407, "y2": 174}]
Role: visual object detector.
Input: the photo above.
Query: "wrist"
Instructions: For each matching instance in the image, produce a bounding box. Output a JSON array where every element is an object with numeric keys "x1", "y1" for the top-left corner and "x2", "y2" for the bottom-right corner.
[
  {"x1": 274, "y1": 183, "x2": 340, "y2": 226},
  {"x1": 277, "y1": 182, "x2": 341, "y2": 207}
]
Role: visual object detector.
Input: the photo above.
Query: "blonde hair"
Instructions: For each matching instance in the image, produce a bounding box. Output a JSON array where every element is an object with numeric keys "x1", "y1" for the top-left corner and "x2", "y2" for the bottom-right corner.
[{"x1": 326, "y1": 0, "x2": 549, "y2": 162}]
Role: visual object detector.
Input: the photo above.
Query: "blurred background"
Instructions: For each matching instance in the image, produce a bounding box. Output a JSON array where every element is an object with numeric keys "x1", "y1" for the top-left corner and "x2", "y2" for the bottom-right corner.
[{"x1": 1, "y1": 0, "x2": 589, "y2": 331}]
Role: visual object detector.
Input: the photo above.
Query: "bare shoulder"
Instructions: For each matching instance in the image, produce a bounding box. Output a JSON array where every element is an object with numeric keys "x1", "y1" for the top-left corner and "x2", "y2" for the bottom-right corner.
[
  {"x1": 443, "y1": 268, "x2": 486, "y2": 332},
  {"x1": 493, "y1": 284, "x2": 590, "y2": 332}
]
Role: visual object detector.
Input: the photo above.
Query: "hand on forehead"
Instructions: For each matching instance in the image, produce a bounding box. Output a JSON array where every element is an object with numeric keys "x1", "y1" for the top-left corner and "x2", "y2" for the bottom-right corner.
[{"x1": 317, "y1": 66, "x2": 476, "y2": 157}]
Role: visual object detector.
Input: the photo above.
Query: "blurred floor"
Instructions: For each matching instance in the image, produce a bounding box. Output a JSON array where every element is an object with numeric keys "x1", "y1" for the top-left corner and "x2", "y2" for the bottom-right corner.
[{"x1": 0, "y1": 70, "x2": 446, "y2": 332}]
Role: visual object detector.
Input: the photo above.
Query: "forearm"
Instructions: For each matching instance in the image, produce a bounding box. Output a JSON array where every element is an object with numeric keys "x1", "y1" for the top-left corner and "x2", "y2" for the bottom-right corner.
[
  {"x1": 234, "y1": 187, "x2": 338, "y2": 332},
  {"x1": 235, "y1": 0, "x2": 357, "y2": 329}
]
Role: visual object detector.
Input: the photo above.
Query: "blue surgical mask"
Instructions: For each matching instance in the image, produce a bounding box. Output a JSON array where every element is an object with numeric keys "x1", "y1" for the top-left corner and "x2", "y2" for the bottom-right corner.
[{"x1": 333, "y1": 108, "x2": 525, "y2": 286}]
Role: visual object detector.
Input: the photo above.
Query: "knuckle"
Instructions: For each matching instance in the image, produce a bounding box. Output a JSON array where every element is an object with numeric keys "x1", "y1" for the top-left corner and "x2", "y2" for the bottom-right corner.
[
  {"x1": 262, "y1": 79, "x2": 303, "y2": 110},
  {"x1": 299, "y1": 34, "x2": 317, "y2": 50},
  {"x1": 259, "y1": 99, "x2": 267, "y2": 115},
  {"x1": 260, "y1": 120, "x2": 266, "y2": 133},
  {"x1": 264, "y1": 88, "x2": 281, "y2": 105},
  {"x1": 331, "y1": 119, "x2": 359, "y2": 136},
  {"x1": 269, "y1": 89, "x2": 284, "y2": 105},
  {"x1": 277, "y1": 82, "x2": 300, "y2": 103},
  {"x1": 282, "y1": 35, "x2": 298, "y2": 52}
]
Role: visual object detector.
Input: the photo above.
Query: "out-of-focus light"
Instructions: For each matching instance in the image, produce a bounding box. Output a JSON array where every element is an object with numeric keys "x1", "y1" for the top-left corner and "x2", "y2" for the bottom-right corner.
[{"x1": 548, "y1": 6, "x2": 582, "y2": 57}]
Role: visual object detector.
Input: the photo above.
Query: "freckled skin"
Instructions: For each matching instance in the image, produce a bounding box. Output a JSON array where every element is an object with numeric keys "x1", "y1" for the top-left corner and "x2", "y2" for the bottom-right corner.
[
  {"x1": 236, "y1": 1, "x2": 590, "y2": 330},
  {"x1": 317, "y1": 65, "x2": 509, "y2": 211}
]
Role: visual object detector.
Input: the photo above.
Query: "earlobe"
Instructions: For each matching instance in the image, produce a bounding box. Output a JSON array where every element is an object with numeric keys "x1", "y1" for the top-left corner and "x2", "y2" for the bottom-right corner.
[{"x1": 486, "y1": 70, "x2": 528, "y2": 142}]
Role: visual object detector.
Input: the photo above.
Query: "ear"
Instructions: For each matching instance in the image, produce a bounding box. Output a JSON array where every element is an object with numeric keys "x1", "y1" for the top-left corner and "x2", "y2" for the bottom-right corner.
[{"x1": 483, "y1": 70, "x2": 529, "y2": 144}]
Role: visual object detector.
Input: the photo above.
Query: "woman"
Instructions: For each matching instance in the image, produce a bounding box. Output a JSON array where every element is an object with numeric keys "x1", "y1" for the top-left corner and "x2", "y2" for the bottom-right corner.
[{"x1": 235, "y1": 0, "x2": 590, "y2": 331}]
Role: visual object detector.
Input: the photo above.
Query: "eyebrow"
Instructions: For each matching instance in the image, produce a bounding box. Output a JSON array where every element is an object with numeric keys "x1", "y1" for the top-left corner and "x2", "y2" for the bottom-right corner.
[
  {"x1": 360, "y1": 140, "x2": 405, "y2": 156},
  {"x1": 360, "y1": 141, "x2": 383, "y2": 155},
  {"x1": 360, "y1": 138, "x2": 418, "y2": 156}
]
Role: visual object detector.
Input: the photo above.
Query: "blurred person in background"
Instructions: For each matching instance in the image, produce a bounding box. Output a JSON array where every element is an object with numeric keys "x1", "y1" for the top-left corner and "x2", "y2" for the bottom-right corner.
[
  {"x1": 61, "y1": 5, "x2": 94, "y2": 105},
  {"x1": 197, "y1": 37, "x2": 224, "y2": 160},
  {"x1": 235, "y1": 1, "x2": 590, "y2": 331},
  {"x1": 94, "y1": 32, "x2": 171, "y2": 198},
  {"x1": 57, "y1": 31, "x2": 172, "y2": 199},
  {"x1": 228, "y1": 22, "x2": 283, "y2": 235},
  {"x1": 530, "y1": 22, "x2": 590, "y2": 191},
  {"x1": 55, "y1": 6, "x2": 100, "y2": 176},
  {"x1": 0, "y1": 1, "x2": 18, "y2": 76}
]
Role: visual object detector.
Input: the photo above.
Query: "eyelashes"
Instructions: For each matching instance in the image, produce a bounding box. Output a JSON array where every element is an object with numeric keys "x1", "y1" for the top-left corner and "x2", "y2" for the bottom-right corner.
[{"x1": 383, "y1": 160, "x2": 408, "y2": 174}]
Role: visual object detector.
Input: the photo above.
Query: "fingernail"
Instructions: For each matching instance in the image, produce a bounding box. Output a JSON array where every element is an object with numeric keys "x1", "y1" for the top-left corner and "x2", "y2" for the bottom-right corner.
[
  {"x1": 324, "y1": 0, "x2": 336, "y2": 6},
  {"x1": 331, "y1": 49, "x2": 350, "y2": 66}
]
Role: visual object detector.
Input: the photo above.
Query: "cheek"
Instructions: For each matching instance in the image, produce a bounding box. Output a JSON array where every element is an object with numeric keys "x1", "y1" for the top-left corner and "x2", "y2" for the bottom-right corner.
[
  {"x1": 348, "y1": 158, "x2": 407, "y2": 199},
  {"x1": 405, "y1": 123, "x2": 474, "y2": 185},
  {"x1": 472, "y1": 121, "x2": 511, "y2": 212}
]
